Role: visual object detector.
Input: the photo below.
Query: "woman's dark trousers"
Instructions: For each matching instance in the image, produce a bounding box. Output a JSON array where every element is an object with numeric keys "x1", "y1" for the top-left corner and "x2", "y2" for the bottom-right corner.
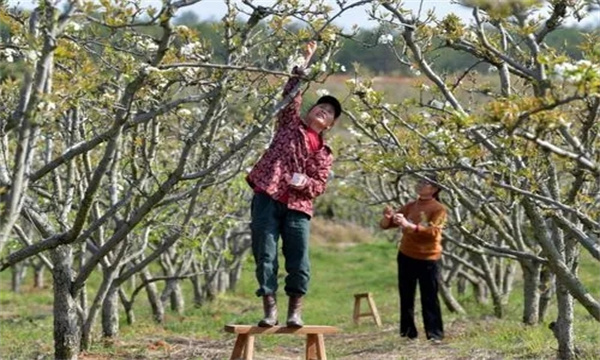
[{"x1": 397, "y1": 251, "x2": 444, "y2": 340}]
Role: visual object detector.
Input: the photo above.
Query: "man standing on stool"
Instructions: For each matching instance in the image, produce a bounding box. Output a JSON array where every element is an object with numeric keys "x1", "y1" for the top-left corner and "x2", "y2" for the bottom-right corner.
[{"x1": 246, "y1": 41, "x2": 342, "y2": 327}]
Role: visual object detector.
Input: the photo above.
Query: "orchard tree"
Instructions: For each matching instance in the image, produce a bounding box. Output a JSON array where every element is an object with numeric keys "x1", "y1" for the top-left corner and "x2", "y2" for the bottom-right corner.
[
  {"x1": 340, "y1": 1, "x2": 599, "y2": 359},
  {"x1": 0, "y1": 0, "x2": 357, "y2": 358}
]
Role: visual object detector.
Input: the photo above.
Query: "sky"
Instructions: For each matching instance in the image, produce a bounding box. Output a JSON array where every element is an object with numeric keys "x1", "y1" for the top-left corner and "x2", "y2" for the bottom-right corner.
[{"x1": 6, "y1": 0, "x2": 597, "y2": 29}]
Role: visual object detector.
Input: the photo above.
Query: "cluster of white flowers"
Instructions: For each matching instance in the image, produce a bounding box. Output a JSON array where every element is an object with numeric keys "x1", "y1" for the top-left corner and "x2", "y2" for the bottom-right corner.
[
  {"x1": 138, "y1": 37, "x2": 158, "y2": 52},
  {"x1": 426, "y1": 128, "x2": 451, "y2": 149},
  {"x1": 316, "y1": 89, "x2": 330, "y2": 97},
  {"x1": 286, "y1": 53, "x2": 305, "y2": 73},
  {"x1": 177, "y1": 108, "x2": 192, "y2": 117},
  {"x1": 429, "y1": 99, "x2": 451, "y2": 110},
  {"x1": 65, "y1": 22, "x2": 83, "y2": 33},
  {"x1": 37, "y1": 101, "x2": 57, "y2": 113},
  {"x1": 322, "y1": 32, "x2": 336, "y2": 42},
  {"x1": 0, "y1": 48, "x2": 18, "y2": 63},
  {"x1": 378, "y1": 33, "x2": 393, "y2": 45},
  {"x1": 180, "y1": 42, "x2": 208, "y2": 61},
  {"x1": 551, "y1": 60, "x2": 600, "y2": 84},
  {"x1": 347, "y1": 126, "x2": 363, "y2": 138},
  {"x1": 409, "y1": 66, "x2": 422, "y2": 76},
  {"x1": 139, "y1": 63, "x2": 161, "y2": 75}
]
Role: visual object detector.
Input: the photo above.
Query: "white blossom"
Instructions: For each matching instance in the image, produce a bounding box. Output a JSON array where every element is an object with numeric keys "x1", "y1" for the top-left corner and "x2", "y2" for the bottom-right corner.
[
  {"x1": 378, "y1": 33, "x2": 393, "y2": 45},
  {"x1": 139, "y1": 38, "x2": 158, "y2": 52},
  {"x1": 348, "y1": 127, "x2": 363, "y2": 137},
  {"x1": 340, "y1": 65, "x2": 346, "y2": 72},
  {"x1": 316, "y1": 89, "x2": 330, "y2": 97},
  {"x1": 429, "y1": 99, "x2": 446, "y2": 110},
  {"x1": 177, "y1": 108, "x2": 192, "y2": 116},
  {"x1": 323, "y1": 32, "x2": 336, "y2": 42},
  {"x1": 286, "y1": 54, "x2": 305, "y2": 72},
  {"x1": 66, "y1": 22, "x2": 82, "y2": 32},
  {"x1": 319, "y1": 62, "x2": 327, "y2": 72},
  {"x1": 360, "y1": 112, "x2": 371, "y2": 121}
]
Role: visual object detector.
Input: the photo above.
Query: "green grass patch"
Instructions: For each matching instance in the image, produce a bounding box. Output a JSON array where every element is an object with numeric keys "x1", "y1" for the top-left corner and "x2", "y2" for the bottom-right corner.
[{"x1": 1, "y1": 235, "x2": 599, "y2": 359}]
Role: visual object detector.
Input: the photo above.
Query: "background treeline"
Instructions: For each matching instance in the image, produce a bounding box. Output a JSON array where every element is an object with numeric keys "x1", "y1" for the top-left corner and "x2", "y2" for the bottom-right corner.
[
  {"x1": 1, "y1": 10, "x2": 593, "y2": 80},
  {"x1": 176, "y1": 11, "x2": 593, "y2": 75}
]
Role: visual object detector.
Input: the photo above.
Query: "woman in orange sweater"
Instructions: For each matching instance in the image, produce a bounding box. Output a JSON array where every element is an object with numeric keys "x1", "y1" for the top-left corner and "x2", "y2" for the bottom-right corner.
[{"x1": 380, "y1": 174, "x2": 447, "y2": 342}]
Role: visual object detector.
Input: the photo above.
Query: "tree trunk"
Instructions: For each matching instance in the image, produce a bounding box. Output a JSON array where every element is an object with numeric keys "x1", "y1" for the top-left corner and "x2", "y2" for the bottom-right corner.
[
  {"x1": 553, "y1": 282, "x2": 576, "y2": 360},
  {"x1": 538, "y1": 266, "x2": 555, "y2": 322},
  {"x1": 439, "y1": 281, "x2": 466, "y2": 314},
  {"x1": 217, "y1": 269, "x2": 230, "y2": 293},
  {"x1": 34, "y1": 263, "x2": 45, "y2": 288},
  {"x1": 141, "y1": 269, "x2": 164, "y2": 323},
  {"x1": 190, "y1": 268, "x2": 204, "y2": 308},
  {"x1": 229, "y1": 260, "x2": 243, "y2": 292},
  {"x1": 521, "y1": 261, "x2": 541, "y2": 325},
  {"x1": 502, "y1": 262, "x2": 516, "y2": 296},
  {"x1": 102, "y1": 287, "x2": 119, "y2": 338},
  {"x1": 11, "y1": 262, "x2": 27, "y2": 293},
  {"x1": 169, "y1": 281, "x2": 184, "y2": 314},
  {"x1": 119, "y1": 288, "x2": 135, "y2": 325},
  {"x1": 52, "y1": 245, "x2": 80, "y2": 360},
  {"x1": 457, "y1": 276, "x2": 466, "y2": 296}
]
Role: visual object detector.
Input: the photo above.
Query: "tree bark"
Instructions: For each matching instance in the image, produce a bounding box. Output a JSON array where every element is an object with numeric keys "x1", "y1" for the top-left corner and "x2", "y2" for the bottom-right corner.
[
  {"x1": 142, "y1": 268, "x2": 164, "y2": 323},
  {"x1": 52, "y1": 245, "x2": 79, "y2": 360},
  {"x1": 11, "y1": 262, "x2": 27, "y2": 293},
  {"x1": 101, "y1": 286, "x2": 119, "y2": 338},
  {"x1": 538, "y1": 267, "x2": 555, "y2": 322},
  {"x1": 521, "y1": 260, "x2": 541, "y2": 325},
  {"x1": 168, "y1": 281, "x2": 184, "y2": 314},
  {"x1": 439, "y1": 281, "x2": 466, "y2": 314},
  {"x1": 34, "y1": 263, "x2": 45, "y2": 288},
  {"x1": 554, "y1": 282, "x2": 576, "y2": 360}
]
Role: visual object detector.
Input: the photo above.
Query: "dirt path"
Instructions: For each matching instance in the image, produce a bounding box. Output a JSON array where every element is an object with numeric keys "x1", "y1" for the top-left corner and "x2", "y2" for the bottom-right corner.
[{"x1": 124, "y1": 322, "x2": 502, "y2": 360}]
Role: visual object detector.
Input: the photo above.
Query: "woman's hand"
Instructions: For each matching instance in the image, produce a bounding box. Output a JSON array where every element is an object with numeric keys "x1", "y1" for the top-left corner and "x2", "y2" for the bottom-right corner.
[
  {"x1": 383, "y1": 205, "x2": 394, "y2": 219},
  {"x1": 392, "y1": 213, "x2": 410, "y2": 228},
  {"x1": 302, "y1": 40, "x2": 318, "y2": 67},
  {"x1": 288, "y1": 172, "x2": 308, "y2": 189}
]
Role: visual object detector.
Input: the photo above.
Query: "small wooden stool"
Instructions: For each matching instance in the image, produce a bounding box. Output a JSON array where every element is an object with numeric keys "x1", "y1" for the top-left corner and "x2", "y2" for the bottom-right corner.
[
  {"x1": 353, "y1": 292, "x2": 382, "y2": 327},
  {"x1": 224, "y1": 324, "x2": 339, "y2": 360}
]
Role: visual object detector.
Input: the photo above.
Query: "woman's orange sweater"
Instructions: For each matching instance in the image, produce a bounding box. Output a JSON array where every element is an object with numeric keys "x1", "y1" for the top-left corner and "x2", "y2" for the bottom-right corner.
[{"x1": 384, "y1": 198, "x2": 447, "y2": 261}]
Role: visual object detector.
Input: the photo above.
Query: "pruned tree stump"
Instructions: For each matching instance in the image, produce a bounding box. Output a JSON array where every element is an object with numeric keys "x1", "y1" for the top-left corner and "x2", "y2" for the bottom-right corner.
[
  {"x1": 353, "y1": 292, "x2": 382, "y2": 327},
  {"x1": 224, "y1": 324, "x2": 339, "y2": 360}
]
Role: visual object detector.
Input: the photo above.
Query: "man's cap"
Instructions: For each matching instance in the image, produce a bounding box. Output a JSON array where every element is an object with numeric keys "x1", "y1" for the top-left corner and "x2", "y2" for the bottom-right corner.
[{"x1": 316, "y1": 95, "x2": 342, "y2": 119}]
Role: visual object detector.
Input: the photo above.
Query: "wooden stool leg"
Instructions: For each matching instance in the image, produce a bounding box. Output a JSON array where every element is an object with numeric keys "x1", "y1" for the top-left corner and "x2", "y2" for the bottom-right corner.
[
  {"x1": 230, "y1": 334, "x2": 248, "y2": 360},
  {"x1": 306, "y1": 334, "x2": 318, "y2": 360},
  {"x1": 243, "y1": 335, "x2": 254, "y2": 360},
  {"x1": 367, "y1": 294, "x2": 382, "y2": 327},
  {"x1": 315, "y1": 333, "x2": 327, "y2": 360},
  {"x1": 353, "y1": 296, "x2": 361, "y2": 324}
]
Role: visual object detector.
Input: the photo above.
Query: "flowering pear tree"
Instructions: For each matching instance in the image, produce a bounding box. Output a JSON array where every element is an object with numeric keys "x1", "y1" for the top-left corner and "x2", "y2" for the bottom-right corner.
[
  {"x1": 340, "y1": 1, "x2": 599, "y2": 359},
  {"x1": 0, "y1": 0, "x2": 358, "y2": 358}
]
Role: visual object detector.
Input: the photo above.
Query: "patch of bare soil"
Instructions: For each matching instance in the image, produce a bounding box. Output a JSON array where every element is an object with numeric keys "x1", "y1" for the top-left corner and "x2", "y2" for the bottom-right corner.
[{"x1": 133, "y1": 321, "x2": 502, "y2": 360}]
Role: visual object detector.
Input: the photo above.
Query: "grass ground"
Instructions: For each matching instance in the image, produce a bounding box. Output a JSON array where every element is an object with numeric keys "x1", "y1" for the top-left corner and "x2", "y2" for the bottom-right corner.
[{"x1": 1, "y1": 219, "x2": 599, "y2": 359}]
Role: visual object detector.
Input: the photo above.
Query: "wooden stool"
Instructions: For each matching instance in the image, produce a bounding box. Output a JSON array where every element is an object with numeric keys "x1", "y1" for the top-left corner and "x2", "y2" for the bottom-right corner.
[
  {"x1": 224, "y1": 324, "x2": 339, "y2": 360},
  {"x1": 353, "y1": 292, "x2": 382, "y2": 327}
]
